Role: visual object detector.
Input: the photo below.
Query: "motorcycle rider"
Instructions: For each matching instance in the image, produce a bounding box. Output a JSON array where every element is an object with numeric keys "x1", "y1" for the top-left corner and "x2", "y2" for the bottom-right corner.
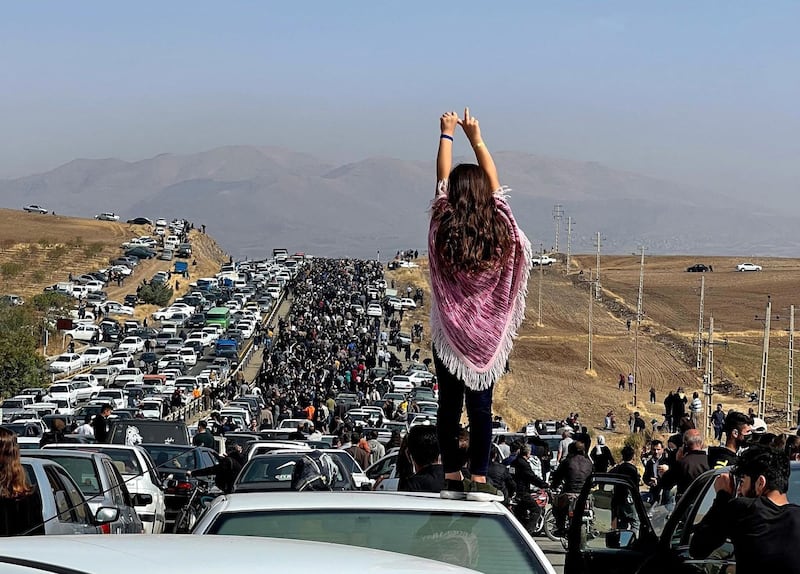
[
  {"x1": 550, "y1": 441, "x2": 593, "y2": 536},
  {"x1": 511, "y1": 444, "x2": 549, "y2": 531}
]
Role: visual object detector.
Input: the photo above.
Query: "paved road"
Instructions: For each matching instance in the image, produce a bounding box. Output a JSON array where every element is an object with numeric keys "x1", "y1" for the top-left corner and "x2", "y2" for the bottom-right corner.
[{"x1": 537, "y1": 538, "x2": 566, "y2": 574}]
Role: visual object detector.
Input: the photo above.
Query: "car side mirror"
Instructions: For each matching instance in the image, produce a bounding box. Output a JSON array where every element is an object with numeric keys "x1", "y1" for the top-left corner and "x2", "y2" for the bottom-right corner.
[
  {"x1": 605, "y1": 529, "x2": 636, "y2": 549},
  {"x1": 132, "y1": 493, "x2": 153, "y2": 506},
  {"x1": 95, "y1": 506, "x2": 120, "y2": 524}
]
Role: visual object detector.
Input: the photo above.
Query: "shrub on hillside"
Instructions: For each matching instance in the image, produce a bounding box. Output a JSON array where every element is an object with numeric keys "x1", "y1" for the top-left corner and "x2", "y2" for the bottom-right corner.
[
  {"x1": 82, "y1": 242, "x2": 105, "y2": 258},
  {"x1": 139, "y1": 283, "x2": 173, "y2": 306}
]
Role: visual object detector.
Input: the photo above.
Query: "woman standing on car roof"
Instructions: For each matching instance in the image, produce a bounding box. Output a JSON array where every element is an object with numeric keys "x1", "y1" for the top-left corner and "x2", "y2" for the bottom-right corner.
[
  {"x1": 0, "y1": 427, "x2": 44, "y2": 536},
  {"x1": 429, "y1": 108, "x2": 531, "y2": 502}
]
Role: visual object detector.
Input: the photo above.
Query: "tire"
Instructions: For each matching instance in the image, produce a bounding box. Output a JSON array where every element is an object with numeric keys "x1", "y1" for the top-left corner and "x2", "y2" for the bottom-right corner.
[
  {"x1": 173, "y1": 508, "x2": 192, "y2": 534},
  {"x1": 543, "y1": 508, "x2": 560, "y2": 542}
]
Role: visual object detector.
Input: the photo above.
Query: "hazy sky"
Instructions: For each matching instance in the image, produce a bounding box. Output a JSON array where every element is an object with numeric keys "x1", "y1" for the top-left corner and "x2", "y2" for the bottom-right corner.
[{"x1": 2, "y1": 1, "x2": 798, "y2": 203}]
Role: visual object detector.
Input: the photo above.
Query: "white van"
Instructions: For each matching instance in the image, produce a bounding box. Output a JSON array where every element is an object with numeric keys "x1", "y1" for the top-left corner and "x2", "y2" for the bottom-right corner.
[{"x1": 164, "y1": 235, "x2": 180, "y2": 249}]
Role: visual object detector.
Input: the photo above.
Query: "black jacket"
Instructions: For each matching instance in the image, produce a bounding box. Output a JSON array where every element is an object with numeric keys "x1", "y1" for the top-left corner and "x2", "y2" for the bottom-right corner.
[
  {"x1": 193, "y1": 451, "x2": 245, "y2": 494},
  {"x1": 511, "y1": 456, "x2": 548, "y2": 494},
  {"x1": 488, "y1": 461, "x2": 516, "y2": 501},
  {"x1": 92, "y1": 415, "x2": 109, "y2": 443},
  {"x1": 663, "y1": 449, "x2": 709, "y2": 496},
  {"x1": 550, "y1": 454, "x2": 593, "y2": 494},
  {"x1": 404, "y1": 464, "x2": 444, "y2": 493}
]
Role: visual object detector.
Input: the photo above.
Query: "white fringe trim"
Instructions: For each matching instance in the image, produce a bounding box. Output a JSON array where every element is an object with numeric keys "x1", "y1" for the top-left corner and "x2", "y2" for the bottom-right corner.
[{"x1": 432, "y1": 217, "x2": 533, "y2": 391}]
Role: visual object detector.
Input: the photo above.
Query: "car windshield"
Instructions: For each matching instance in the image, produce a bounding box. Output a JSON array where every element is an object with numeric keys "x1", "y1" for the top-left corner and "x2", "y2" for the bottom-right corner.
[
  {"x1": 239, "y1": 455, "x2": 298, "y2": 484},
  {"x1": 145, "y1": 446, "x2": 199, "y2": 470},
  {"x1": 207, "y1": 509, "x2": 545, "y2": 574}
]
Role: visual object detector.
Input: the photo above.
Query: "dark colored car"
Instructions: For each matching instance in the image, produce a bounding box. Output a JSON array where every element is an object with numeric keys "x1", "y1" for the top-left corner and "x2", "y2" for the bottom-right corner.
[
  {"x1": 124, "y1": 294, "x2": 138, "y2": 307},
  {"x1": 686, "y1": 264, "x2": 710, "y2": 272},
  {"x1": 140, "y1": 352, "x2": 158, "y2": 365},
  {"x1": 108, "y1": 420, "x2": 190, "y2": 446},
  {"x1": 129, "y1": 327, "x2": 158, "y2": 340},
  {"x1": 186, "y1": 314, "x2": 206, "y2": 328},
  {"x1": 139, "y1": 443, "x2": 219, "y2": 528},
  {"x1": 564, "y1": 463, "x2": 800, "y2": 574},
  {"x1": 184, "y1": 340, "x2": 204, "y2": 355},
  {"x1": 101, "y1": 323, "x2": 123, "y2": 342},
  {"x1": 89, "y1": 271, "x2": 109, "y2": 283},
  {"x1": 125, "y1": 247, "x2": 156, "y2": 260},
  {"x1": 127, "y1": 217, "x2": 153, "y2": 225}
]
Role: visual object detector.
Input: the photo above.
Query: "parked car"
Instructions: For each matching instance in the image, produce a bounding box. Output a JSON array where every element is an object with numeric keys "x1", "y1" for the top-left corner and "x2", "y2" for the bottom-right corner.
[
  {"x1": 24, "y1": 450, "x2": 144, "y2": 534},
  {"x1": 125, "y1": 247, "x2": 156, "y2": 260},
  {"x1": 18, "y1": 457, "x2": 119, "y2": 535},
  {"x1": 126, "y1": 217, "x2": 153, "y2": 225},
  {"x1": 64, "y1": 323, "x2": 101, "y2": 342},
  {"x1": 23, "y1": 204, "x2": 48, "y2": 214},
  {"x1": 68, "y1": 379, "x2": 102, "y2": 402},
  {"x1": 40, "y1": 443, "x2": 166, "y2": 534},
  {"x1": 140, "y1": 443, "x2": 220, "y2": 529},
  {"x1": 0, "y1": 535, "x2": 479, "y2": 574},
  {"x1": 104, "y1": 301, "x2": 135, "y2": 316},
  {"x1": 94, "y1": 389, "x2": 125, "y2": 410},
  {"x1": 96, "y1": 212, "x2": 120, "y2": 221},
  {"x1": 233, "y1": 451, "x2": 354, "y2": 492},
  {"x1": 737, "y1": 262, "x2": 762, "y2": 272},
  {"x1": 81, "y1": 346, "x2": 112, "y2": 365},
  {"x1": 686, "y1": 263, "x2": 710, "y2": 272},
  {"x1": 562, "y1": 464, "x2": 800, "y2": 574},
  {"x1": 192, "y1": 491, "x2": 555, "y2": 573},
  {"x1": 49, "y1": 354, "x2": 85, "y2": 374},
  {"x1": 118, "y1": 336, "x2": 145, "y2": 354},
  {"x1": 90, "y1": 366, "x2": 119, "y2": 387}
]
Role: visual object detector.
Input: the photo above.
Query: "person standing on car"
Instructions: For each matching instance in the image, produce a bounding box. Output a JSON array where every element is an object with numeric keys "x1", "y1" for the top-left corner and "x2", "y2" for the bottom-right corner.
[
  {"x1": 430, "y1": 109, "x2": 531, "y2": 502},
  {"x1": 690, "y1": 445, "x2": 800, "y2": 573},
  {"x1": 92, "y1": 404, "x2": 112, "y2": 443}
]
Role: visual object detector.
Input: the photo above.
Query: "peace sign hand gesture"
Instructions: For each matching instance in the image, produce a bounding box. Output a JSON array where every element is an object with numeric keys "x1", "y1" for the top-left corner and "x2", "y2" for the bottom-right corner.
[{"x1": 458, "y1": 107, "x2": 482, "y2": 146}]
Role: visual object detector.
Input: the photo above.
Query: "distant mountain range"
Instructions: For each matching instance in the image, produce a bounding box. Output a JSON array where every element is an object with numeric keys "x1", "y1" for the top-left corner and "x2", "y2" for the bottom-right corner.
[{"x1": 0, "y1": 145, "x2": 793, "y2": 258}]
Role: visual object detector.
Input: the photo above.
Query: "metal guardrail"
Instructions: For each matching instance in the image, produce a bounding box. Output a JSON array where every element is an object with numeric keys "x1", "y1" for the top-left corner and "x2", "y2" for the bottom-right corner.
[{"x1": 164, "y1": 291, "x2": 287, "y2": 423}]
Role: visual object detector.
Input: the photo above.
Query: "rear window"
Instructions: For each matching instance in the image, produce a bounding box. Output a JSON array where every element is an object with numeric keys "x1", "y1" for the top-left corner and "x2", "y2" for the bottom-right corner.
[
  {"x1": 44, "y1": 456, "x2": 101, "y2": 497},
  {"x1": 207, "y1": 509, "x2": 546, "y2": 574}
]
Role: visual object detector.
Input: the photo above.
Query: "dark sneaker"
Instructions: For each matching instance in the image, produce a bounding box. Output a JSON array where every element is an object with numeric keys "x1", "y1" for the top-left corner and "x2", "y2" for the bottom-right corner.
[
  {"x1": 440, "y1": 478, "x2": 471, "y2": 500},
  {"x1": 466, "y1": 480, "x2": 504, "y2": 502}
]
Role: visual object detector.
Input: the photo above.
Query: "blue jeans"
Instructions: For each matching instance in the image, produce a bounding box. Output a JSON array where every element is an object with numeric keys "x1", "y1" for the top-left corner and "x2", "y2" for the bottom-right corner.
[{"x1": 434, "y1": 349, "x2": 493, "y2": 477}]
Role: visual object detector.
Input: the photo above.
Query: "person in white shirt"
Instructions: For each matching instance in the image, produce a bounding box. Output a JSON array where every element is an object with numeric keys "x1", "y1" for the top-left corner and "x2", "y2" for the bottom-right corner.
[{"x1": 76, "y1": 415, "x2": 94, "y2": 437}]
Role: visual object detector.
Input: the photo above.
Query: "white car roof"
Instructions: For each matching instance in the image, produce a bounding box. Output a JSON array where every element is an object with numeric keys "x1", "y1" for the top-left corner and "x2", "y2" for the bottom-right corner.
[
  {"x1": 207, "y1": 491, "x2": 508, "y2": 514},
  {"x1": 0, "y1": 535, "x2": 479, "y2": 574}
]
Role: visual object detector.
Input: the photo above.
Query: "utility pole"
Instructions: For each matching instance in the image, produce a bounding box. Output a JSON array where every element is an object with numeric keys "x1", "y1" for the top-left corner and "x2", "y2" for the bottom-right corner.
[
  {"x1": 565, "y1": 217, "x2": 573, "y2": 274},
  {"x1": 704, "y1": 316, "x2": 714, "y2": 440},
  {"x1": 593, "y1": 232, "x2": 603, "y2": 299},
  {"x1": 632, "y1": 246, "x2": 645, "y2": 407},
  {"x1": 696, "y1": 275, "x2": 705, "y2": 371},
  {"x1": 758, "y1": 297, "x2": 772, "y2": 420},
  {"x1": 537, "y1": 243, "x2": 544, "y2": 327},
  {"x1": 552, "y1": 205, "x2": 564, "y2": 253},
  {"x1": 788, "y1": 305, "x2": 795, "y2": 429},
  {"x1": 587, "y1": 270, "x2": 594, "y2": 372}
]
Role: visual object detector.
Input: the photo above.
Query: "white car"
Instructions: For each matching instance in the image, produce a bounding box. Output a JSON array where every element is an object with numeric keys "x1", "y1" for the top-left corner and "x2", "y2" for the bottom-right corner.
[
  {"x1": 157, "y1": 354, "x2": 183, "y2": 370},
  {"x1": 139, "y1": 399, "x2": 164, "y2": 419},
  {"x1": 406, "y1": 370, "x2": 434, "y2": 386},
  {"x1": 367, "y1": 303, "x2": 383, "y2": 317},
  {"x1": 118, "y1": 337, "x2": 145, "y2": 354},
  {"x1": 64, "y1": 323, "x2": 101, "y2": 342},
  {"x1": 105, "y1": 301, "x2": 135, "y2": 316},
  {"x1": 107, "y1": 264, "x2": 133, "y2": 276},
  {"x1": 178, "y1": 347, "x2": 197, "y2": 367},
  {"x1": 94, "y1": 389, "x2": 125, "y2": 409},
  {"x1": 47, "y1": 383, "x2": 79, "y2": 404},
  {"x1": 67, "y1": 378, "x2": 102, "y2": 401},
  {"x1": 386, "y1": 297, "x2": 403, "y2": 311},
  {"x1": 186, "y1": 331, "x2": 214, "y2": 347},
  {"x1": 191, "y1": 492, "x2": 556, "y2": 574},
  {"x1": 152, "y1": 307, "x2": 186, "y2": 321},
  {"x1": 201, "y1": 326, "x2": 221, "y2": 342},
  {"x1": 399, "y1": 298, "x2": 417, "y2": 310},
  {"x1": 737, "y1": 262, "x2": 762, "y2": 272},
  {"x1": 48, "y1": 353, "x2": 85, "y2": 374},
  {"x1": 114, "y1": 368, "x2": 144, "y2": 386},
  {"x1": 91, "y1": 366, "x2": 119, "y2": 386},
  {"x1": 82, "y1": 346, "x2": 112, "y2": 365},
  {"x1": 390, "y1": 375, "x2": 414, "y2": 392},
  {"x1": 107, "y1": 357, "x2": 130, "y2": 371},
  {"x1": 96, "y1": 212, "x2": 120, "y2": 221}
]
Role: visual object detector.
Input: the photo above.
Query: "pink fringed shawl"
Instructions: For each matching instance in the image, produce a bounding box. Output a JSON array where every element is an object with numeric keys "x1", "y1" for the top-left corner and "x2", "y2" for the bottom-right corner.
[{"x1": 428, "y1": 181, "x2": 532, "y2": 391}]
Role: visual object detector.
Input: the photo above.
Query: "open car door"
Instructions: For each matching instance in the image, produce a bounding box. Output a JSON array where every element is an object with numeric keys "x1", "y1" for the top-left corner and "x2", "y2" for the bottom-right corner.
[{"x1": 565, "y1": 473, "x2": 658, "y2": 574}]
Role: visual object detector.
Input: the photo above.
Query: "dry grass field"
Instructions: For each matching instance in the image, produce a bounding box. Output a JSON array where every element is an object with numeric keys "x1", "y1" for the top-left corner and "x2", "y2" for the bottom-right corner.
[
  {"x1": 388, "y1": 253, "x2": 799, "y2": 455},
  {"x1": 0, "y1": 208, "x2": 229, "y2": 354}
]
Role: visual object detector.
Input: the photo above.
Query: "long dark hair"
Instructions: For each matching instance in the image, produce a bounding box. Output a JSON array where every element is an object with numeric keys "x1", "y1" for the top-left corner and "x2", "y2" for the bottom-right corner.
[
  {"x1": 0, "y1": 427, "x2": 32, "y2": 498},
  {"x1": 433, "y1": 164, "x2": 512, "y2": 274}
]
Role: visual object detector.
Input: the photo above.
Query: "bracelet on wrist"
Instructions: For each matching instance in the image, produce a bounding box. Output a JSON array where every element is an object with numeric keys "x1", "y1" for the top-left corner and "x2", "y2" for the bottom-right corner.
[
  {"x1": 473, "y1": 141, "x2": 485, "y2": 149},
  {"x1": 440, "y1": 134, "x2": 454, "y2": 142}
]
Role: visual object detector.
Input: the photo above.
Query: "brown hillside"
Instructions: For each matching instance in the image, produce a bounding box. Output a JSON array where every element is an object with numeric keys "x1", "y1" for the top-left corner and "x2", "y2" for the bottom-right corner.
[
  {"x1": 388, "y1": 254, "x2": 796, "y2": 456},
  {"x1": 0, "y1": 208, "x2": 230, "y2": 353}
]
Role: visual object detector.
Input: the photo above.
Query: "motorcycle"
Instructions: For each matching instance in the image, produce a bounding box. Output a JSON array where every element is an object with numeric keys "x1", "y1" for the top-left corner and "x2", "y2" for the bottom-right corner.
[
  {"x1": 511, "y1": 488, "x2": 551, "y2": 536},
  {"x1": 172, "y1": 478, "x2": 215, "y2": 533}
]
